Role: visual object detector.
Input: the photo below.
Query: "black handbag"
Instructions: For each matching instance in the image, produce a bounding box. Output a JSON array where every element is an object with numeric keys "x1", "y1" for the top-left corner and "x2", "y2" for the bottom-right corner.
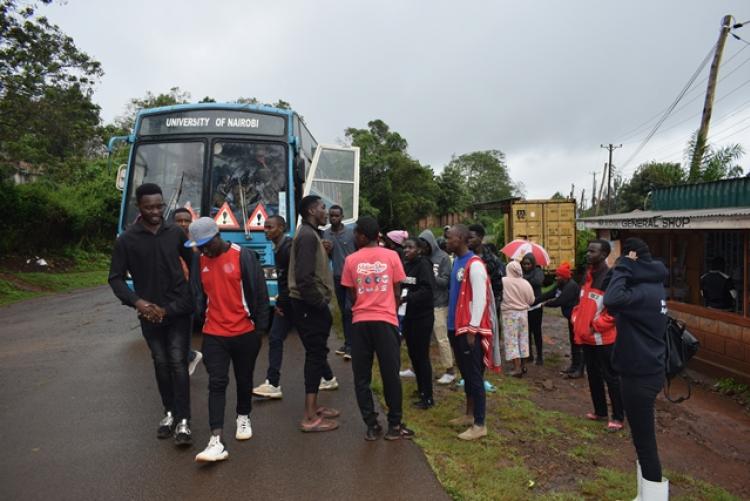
[{"x1": 663, "y1": 316, "x2": 700, "y2": 403}]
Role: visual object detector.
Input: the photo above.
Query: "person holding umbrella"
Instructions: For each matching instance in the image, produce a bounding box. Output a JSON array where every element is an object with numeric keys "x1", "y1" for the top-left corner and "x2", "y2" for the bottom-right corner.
[{"x1": 521, "y1": 253, "x2": 545, "y2": 365}]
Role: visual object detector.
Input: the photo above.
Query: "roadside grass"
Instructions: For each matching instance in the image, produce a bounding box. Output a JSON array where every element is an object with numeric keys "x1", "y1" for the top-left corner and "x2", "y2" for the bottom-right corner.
[
  {"x1": 0, "y1": 251, "x2": 109, "y2": 306},
  {"x1": 365, "y1": 340, "x2": 743, "y2": 500}
]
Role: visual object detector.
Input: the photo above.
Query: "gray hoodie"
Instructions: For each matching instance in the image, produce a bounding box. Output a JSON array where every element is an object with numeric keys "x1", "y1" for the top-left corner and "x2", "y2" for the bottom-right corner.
[{"x1": 419, "y1": 229, "x2": 452, "y2": 307}]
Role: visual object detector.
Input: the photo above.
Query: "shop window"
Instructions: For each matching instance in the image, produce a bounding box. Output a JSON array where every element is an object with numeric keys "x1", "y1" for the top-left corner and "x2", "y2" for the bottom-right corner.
[{"x1": 702, "y1": 231, "x2": 745, "y2": 315}]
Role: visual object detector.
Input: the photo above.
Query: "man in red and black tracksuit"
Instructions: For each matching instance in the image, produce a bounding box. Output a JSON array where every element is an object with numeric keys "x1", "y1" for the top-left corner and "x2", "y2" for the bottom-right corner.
[{"x1": 571, "y1": 239, "x2": 624, "y2": 431}]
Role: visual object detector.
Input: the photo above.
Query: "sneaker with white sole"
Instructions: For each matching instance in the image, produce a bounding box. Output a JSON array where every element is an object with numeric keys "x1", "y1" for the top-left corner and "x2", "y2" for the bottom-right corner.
[
  {"x1": 252, "y1": 380, "x2": 283, "y2": 399},
  {"x1": 319, "y1": 377, "x2": 339, "y2": 391},
  {"x1": 458, "y1": 424, "x2": 487, "y2": 441},
  {"x1": 188, "y1": 351, "x2": 203, "y2": 376},
  {"x1": 236, "y1": 415, "x2": 253, "y2": 440},
  {"x1": 399, "y1": 368, "x2": 416, "y2": 378},
  {"x1": 157, "y1": 411, "x2": 175, "y2": 439},
  {"x1": 195, "y1": 435, "x2": 228, "y2": 462},
  {"x1": 436, "y1": 373, "x2": 455, "y2": 385}
]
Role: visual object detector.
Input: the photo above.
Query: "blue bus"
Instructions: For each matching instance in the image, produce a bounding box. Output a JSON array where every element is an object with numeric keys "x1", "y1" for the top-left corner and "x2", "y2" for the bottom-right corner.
[{"x1": 108, "y1": 102, "x2": 360, "y2": 301}]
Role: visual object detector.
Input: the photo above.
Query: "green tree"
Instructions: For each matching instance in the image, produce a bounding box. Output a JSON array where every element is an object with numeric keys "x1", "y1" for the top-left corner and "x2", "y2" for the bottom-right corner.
[
  {"x1": 617, "y1": 162, "x2": 685, "y2": 211},
  {"x1": 435, "y1": 163, "x2": 471, "y2": 216},
  {"x1": 551, "y1": 191, "x2": 566, "y2": 200},
  {"x1": 685, "y1": 133, "x2": 745, "y2": 182},
  {"x1": 444, "y1": 150, "x2": 520, "y2": 204},
  {"x1": 114, "y1": 86, "x2": 191, "y2": 132},
  {"x1": 345, "y1": 119, "x2": 437, "y2": 230},
  {"x1": 0, "y1": 0, "x2": 103, "y2": 170}
]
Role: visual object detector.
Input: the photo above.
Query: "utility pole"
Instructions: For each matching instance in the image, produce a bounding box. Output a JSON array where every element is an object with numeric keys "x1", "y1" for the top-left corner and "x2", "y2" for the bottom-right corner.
[
  {"x1": 580, "y1": 189, "x2": 586, "y2": 213},
  {"x1": 591, "y1": 171, "x2": 597, "y2": 210},
  {"x1": 596, "y1": 163, "x2": 607, "y2": 215},
  {"x1": 601, "y1": 144, "x2": 622, "y2": 214},
  {"x1": 690, "y1": 15, "x2": 734, "y2": 181}
]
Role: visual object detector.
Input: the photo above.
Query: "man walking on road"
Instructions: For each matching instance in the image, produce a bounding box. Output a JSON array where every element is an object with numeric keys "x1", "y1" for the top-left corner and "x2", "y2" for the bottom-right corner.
[
  {"x1": 290, "y1": 195, "x2": 340, "y2": 432},
  {"x1": 445, "y1": 224, "x2": 499, "y2": 441},
  {"x1": 186, "y1": 218, "x2": 269, "y2": 462},
  {"x1": 108, "y1": 183, "x2": 195, "y2": 446},
  {"x1": 253, "y1": 215, "x2": 294, "y2": 399},
  {"x1": 342, "y1": 216, "x2": 415, "y2": 441},
  {"x1": 323, "y1": 205, "x2": 356, "y2": 360},
  {"x1": 173, "y1": 207, "x2": 203, "y2": 376}
]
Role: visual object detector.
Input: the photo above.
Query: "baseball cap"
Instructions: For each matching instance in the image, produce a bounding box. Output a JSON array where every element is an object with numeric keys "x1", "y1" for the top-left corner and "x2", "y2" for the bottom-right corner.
[{"x1": 185, "y1": 217, "x2": 219, "y2": 247}]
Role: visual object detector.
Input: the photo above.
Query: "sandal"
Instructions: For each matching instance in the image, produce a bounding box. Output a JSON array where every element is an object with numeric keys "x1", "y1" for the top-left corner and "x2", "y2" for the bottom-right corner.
[
  {"x1": 300, "y1": 416, "x2": 339, "y2": 433},
  {"x1": 585, "y1": 412, "x2": 607, "y2": 421},
  {"x1": 607, "y1": 420, "x2": 624, "y2": 432},
  {"x1": 316, "y1": 406, "x2": 341, "y2": 419}
]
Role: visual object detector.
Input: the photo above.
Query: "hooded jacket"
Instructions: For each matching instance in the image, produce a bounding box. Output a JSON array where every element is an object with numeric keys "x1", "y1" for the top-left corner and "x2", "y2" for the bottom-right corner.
[
  {"x1": 419, "y1": 230, "x2": 452, "y2": 307},
  {"x1": 402, "y1": 255, "x2": 436, "y2": 319},
  {"x1": 604, "y1": 257, "x2": 668, "y2": 376},
  {"x1": 501, "y1": 261, "x2": 535, "y2": 311},
  {"x1": 571, "y1": 264, "x2": 616, "y2": 346},
  {"x1": 522, "y1": 253, "x2": 545, "y2": 303}
]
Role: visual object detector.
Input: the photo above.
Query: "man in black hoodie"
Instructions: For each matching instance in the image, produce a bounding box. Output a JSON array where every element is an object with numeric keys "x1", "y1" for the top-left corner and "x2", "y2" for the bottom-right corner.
[{"x1": 604, "y1": 238, "x2": 669, "y2": 498}]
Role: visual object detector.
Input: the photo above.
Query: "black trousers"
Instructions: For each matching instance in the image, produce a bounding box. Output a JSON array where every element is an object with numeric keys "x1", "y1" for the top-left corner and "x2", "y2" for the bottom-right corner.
[
  {"x1": 402, "y1": 314, "x2": 434, "y2": 400},
  {"x1": 202, "y1": 331, "x2": 261, "y2": 430},
  {"x1": 448, "y1": 330, "x2": 486, "y2": 425},
  {"x1": 621, "y1": 373, "x2": 664, "y2": 482},
  {"x1": 141, "y1": 316, "x2": 191, "y2": 421},
  {"x1": 351, "y1": 321, "x2": 403, "y2": 427},
  {"x1": 291, "y1": 299, "x2": 333, "y2": 394},
  {"x1": 527, "y1": 308, "x2": 543, "y2": 361},
  {"x1": 583, "y1": 344, "x2": 624, "y2": 421},
  {"x1": 566, "y1": 318, "x2": 584, "y2": 370}
]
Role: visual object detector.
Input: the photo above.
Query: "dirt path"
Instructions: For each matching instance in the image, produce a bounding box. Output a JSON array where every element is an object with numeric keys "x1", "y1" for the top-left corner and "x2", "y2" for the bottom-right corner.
[{"x1": 522, "y1": 311, "x2": 750, "y2": 498}]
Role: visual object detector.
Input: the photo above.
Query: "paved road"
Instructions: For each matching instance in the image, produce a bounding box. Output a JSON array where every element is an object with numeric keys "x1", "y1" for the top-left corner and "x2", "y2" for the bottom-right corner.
[{"x1": 0, "y1": 287, "x2": 449, "y2": 501}]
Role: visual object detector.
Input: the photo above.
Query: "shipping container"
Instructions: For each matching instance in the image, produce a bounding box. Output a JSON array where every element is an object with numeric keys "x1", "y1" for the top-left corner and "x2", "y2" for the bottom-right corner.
[{"x1": 502, "y1": 199, "x2": 577, "y2": 269}]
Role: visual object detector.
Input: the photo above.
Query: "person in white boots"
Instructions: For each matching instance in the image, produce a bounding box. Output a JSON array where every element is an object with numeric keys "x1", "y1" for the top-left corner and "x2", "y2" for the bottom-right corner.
[
  {"x1": 604, "y1": 238, "x2": 669, "y2": 499},
  {"x1": 186, "y1": 218, "x2": 270, "y2": 462}
]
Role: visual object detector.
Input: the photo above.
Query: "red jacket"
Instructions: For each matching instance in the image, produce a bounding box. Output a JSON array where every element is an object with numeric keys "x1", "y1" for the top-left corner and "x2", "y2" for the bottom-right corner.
[{"x1": 570, "y1": 267, "x2": 617, "y2": 346}]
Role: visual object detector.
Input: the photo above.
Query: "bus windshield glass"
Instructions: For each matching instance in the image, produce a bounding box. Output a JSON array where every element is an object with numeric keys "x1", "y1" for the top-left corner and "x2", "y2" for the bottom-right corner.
[
  {"x1": 210, "y1": 142, "x2": 287, "y2": 229},
  {"x1": 123, "y1": 141, "x2": 205, "y2": 227}
]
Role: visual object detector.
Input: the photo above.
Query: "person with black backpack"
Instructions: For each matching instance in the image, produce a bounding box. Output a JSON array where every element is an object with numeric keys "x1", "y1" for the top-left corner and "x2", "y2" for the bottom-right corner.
[{"x1": 604, "y1": 238, "x2": 669, "y2": 501}]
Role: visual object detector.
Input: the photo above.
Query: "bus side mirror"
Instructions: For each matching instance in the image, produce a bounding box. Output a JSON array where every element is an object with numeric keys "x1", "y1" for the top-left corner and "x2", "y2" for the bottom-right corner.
[{"x1": 115, "y1": 164, "x2": 127, "y2": 191}]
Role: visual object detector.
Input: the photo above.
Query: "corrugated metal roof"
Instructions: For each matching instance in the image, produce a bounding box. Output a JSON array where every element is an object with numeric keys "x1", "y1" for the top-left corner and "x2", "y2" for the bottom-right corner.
[
  {"x1": 651, "y1": 177, "x2": 750, "y2": 210},
  {"x1": 577, "y1": 207, "x2": 750, "y2": 230}
]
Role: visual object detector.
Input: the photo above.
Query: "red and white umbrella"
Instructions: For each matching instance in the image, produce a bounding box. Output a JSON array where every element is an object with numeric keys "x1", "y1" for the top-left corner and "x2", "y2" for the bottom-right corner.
[{"x1": 500, "y1": 239, "x2": 551, "y2": 266}]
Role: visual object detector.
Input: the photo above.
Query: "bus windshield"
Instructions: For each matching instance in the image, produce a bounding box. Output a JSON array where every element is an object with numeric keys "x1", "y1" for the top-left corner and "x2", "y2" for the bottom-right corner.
[
  {"x1": 209, "y1": 141, "x2": 287, "y2": 229},
  {"x1": 123, "y1": 141, "x2": 205, "y2": 228}
]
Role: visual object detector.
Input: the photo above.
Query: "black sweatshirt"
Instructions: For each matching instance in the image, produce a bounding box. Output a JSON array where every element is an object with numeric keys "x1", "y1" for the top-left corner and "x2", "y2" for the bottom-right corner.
[
  {"x1": 604, "y1": 257, "x2": 668, "y2": 376},
  {"x1": 274, "y1": 236, "x2": 293, "y2": 310},
  {"x1": 108, "y1": 222, "x2": 194, "y2": 319},
  {"x1": 402, "y1": 256, "x2": 435, "y2": 320},
  {"x1": 542, "y1": 279, "x2": 580, "y2": 319}
]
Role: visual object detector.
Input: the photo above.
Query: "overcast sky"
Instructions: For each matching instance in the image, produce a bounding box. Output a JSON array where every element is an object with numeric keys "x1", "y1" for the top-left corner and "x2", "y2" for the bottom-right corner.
[{"x1": 48, "y1": 0, "x2": 750, "y2": 200}]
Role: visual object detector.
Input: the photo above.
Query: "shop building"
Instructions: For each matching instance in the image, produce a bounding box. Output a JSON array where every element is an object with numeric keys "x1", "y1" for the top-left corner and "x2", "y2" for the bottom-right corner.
[{"x1": 577, "y1": 177, "x2": 750, "y2": 383}]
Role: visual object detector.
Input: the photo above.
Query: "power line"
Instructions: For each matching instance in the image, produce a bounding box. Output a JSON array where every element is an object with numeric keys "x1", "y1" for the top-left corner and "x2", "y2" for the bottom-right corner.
[{"x1": 618, "y1": 42, "x2": 717, "y2": 172}]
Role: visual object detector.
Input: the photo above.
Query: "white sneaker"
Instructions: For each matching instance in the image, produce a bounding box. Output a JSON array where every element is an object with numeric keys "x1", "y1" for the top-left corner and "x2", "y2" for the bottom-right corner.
[
  {"x1": 319, "y1": 376, "x2": 339, "y2": 391},
  {"x1": 188, "y1": 351, "x2": 203, "y2": 376},
  {"x1": 236, "y1": 415, "x2": 253, "y2": 440},
  {"x1": 437, "y1": 373, "x2": 456, "y2": 385},
  {"x1": 252, "y1": 380, "x2": 283, "y2": 399},
  {"x1": 195, "y1": 435, "x2": 228, "y2": 462},
  {"x1": 399, "y1": 368, "x2": 416, "y2": 378}
]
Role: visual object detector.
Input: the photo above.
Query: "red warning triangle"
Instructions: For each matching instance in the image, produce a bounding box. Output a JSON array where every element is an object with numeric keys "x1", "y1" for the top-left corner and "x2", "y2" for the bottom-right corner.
[
  {"x1": 214, "y1": 202, "x2": 240, "y2": 229},
  {"x1": 183, "y1": 201, "x2": 198, "y2": 221},
  {"x1": 246, "y1": 203, "x2": 269, "y2": 230}
]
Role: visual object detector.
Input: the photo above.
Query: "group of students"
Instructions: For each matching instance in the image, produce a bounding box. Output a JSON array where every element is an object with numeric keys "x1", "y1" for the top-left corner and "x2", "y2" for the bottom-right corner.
[{"x1": 108, "y1": 183, "x2": 670, "y2": 497}]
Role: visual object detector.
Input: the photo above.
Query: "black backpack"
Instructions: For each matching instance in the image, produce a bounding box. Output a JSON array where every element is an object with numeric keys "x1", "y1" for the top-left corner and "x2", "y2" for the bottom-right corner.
[{"x1": 663, "y1": 316, "x2": 700, "y2": 403}]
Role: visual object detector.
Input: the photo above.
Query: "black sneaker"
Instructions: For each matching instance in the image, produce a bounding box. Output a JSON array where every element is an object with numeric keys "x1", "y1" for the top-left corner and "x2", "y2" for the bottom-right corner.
[
  {"x1": 365, "y1": 423, "x2": 383, "y2": 441},
  {"x1": 384, "y1": 424, "x2": 415, "y2": 440},
  {"x1": 335, "y1": 345, "x2": 347, "y2": 356},
  {"x1": 157, "y1": 411, "x2": 175, "y2": 439},
  {"x1": 413, "y1": 398, "x2": 434, "y2": 410},
  {"x1": 343, "y1": 347, "x2": 352, "y2": 361},
  {"x1": 174, "y1": 419, "x2": 192, "y2": 446}
]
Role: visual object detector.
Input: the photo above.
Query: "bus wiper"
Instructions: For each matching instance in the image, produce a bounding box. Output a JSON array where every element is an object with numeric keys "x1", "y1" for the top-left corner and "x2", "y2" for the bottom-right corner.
[
  {"x1": 164, "y1": 172, "x2": 185, "y2": 221},
  {"x1": 238, "y1": 178, "x2": 252, "y2": 240}
]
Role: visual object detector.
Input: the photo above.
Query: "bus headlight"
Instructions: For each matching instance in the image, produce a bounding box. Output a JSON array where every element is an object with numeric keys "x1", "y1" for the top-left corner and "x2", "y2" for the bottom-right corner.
[{"x1": 264, "y1": 267, "x2": 278, "y2": 280}]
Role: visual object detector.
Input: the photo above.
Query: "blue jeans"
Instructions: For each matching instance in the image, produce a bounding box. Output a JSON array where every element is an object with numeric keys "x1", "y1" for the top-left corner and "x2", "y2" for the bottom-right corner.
[
  {"x1": 334, "y1": 277, "x2": 353, "y2": 348},
  {"x1": 141, "y1": 316, "x2": 191, "y2": 420},
  {"x1": 266, "y1": 308, "x2": 293, "y2": 387}
]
